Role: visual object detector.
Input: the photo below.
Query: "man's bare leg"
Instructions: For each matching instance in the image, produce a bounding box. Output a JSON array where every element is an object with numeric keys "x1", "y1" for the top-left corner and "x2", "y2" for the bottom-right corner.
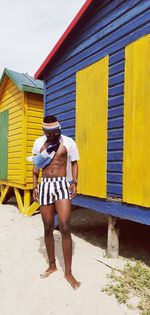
[
  {"x1": 55, "y1": 199, "x2": 80, "y2": 289},
  {"x1": 40, "y1": 204, "x2": 57, "y2": 278}
]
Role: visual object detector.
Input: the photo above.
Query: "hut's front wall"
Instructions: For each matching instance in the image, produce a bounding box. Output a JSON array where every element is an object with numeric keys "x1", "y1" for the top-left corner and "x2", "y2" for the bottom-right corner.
[
  {"x1": 0, "y1": 78, "x2": 25, "y2": 185},
  {"x1": 26, "y1": 92, "x2": 43, "y2": 186},
  {"x1": 43, "y1": 0, "x2": 150, "y2": 218}
]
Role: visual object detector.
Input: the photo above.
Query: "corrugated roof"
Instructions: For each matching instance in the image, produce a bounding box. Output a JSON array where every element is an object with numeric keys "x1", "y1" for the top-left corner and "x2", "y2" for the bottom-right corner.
[
  {"x1": 34, "y1": 0, "x2": 94, "y2": 80},
  {"x1": 0, "y1": 68, "x2": 43, "y2": 95}
]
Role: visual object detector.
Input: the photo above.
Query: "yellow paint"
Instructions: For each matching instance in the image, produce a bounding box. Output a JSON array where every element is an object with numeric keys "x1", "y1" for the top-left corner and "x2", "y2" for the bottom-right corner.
[
  {"x1": 0, "y1": 76, "x2": 43, "y2": 215},
  {"x1": 9, "y1": 122, "x2": 22, "y2": 131},
  {"x1": 26, "y1": 93, "x2": 43, "y2": 185},
  {"x1": 0, "y1": 181, "x2": 33, "y2": 190},
  {"x1": 25, "y1": 201, "x2": 40, "y2": 216},
  {"x1": 22, "y1": 93, "x2": 28, "y2": 185},
  {"x1": 123, "y1": 34, "x2": 150, "y2": 207},
  {"x1": 76, "y1": 57, "x2": 108, "y2": 198},
  {"x1": 0, "y1": 185, "x2": 10, "y2": 203},
  {"x1": 24, "y1": 190, "x2": 31, "y2": 210},
  {"x1": 14, "y1": 187, "x2": 24, "y2": 213},
  {"x1": 0, "y1": 184, "x2": 40, "y2": 215}
]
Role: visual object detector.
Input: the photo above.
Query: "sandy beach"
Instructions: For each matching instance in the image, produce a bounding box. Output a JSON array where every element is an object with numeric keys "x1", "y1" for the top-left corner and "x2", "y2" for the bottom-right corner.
[{"x1": 0, "y1": 204, "x2": 140, "y2": 315}]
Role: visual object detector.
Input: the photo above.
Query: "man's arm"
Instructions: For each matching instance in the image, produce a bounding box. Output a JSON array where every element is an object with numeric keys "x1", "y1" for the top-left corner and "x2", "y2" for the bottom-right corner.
[
  {"x1": 32, "y1": 166, "x2": 40, "y2": 202},
  {"x1": 70, "y1": 160, "x2": 78, "y2": 198}
]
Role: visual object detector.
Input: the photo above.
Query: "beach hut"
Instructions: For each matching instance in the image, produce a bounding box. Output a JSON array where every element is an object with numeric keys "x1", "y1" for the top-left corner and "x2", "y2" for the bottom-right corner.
[
  {"x1": 35, "y1": 0, "x2": 150, "y2": 256},
  {"x1": 0, "y1": 68, "x2": 43, "y2": 215}
]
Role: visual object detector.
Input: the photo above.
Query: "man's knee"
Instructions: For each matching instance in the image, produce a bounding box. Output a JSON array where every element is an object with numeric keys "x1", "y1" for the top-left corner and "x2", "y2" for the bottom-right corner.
[
  {"x1": 59, "y1": 222, "x2": 70, "y2": 237},
  {"x1": 43, "y1": 222, "x2": 54, "y2": 236}
]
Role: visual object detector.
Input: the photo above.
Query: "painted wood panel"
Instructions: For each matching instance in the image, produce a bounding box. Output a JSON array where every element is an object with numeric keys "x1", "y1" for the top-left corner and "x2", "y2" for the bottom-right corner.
[
  {"x1": 107, "y1": 48, "x2": 124, "y2": 197},
  {"x1": 0, "y1": 111, "x2": 8, "y2": 179},
  {"x1": 76, "y1": 57, "x2": 108, "y2": 198},
  {"x1": 123, "y1": 34, "x2": 150, "y2": 207},
  {"x1": 8, "y1": 105, "x2": 23, "y2": 184},
  {"x1": 26, "y1": 93, "x2": 43, "y2": 184}
]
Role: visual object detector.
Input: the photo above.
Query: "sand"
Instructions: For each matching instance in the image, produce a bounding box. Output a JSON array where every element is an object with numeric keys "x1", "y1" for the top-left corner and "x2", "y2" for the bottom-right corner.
[{"x1": 0, "y1": 204, "x2": 139, "y2": 315}]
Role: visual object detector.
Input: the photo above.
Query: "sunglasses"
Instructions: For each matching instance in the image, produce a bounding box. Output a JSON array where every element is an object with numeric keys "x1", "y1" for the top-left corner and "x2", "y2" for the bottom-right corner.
[{"x1": 44, "y1": 130, "x2": 61, "y2": 137}]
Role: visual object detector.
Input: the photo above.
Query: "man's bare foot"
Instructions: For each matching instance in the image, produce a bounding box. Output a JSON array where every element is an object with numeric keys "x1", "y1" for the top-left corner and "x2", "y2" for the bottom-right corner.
[
  {"x1": 65, "y1": 273, "x2": 81, "y2": 290},
  {"x1": 40, "y1": 263, "x2": 57, "y2": 279}
]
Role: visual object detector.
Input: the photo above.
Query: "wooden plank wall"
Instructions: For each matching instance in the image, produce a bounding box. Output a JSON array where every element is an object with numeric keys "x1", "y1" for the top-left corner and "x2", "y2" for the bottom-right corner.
[
  {"x1": 0, "y1": 79, "x2": 24, "y2": 184},
  {"x1": 44, "y1": 0, "x2": 150, "y2": 203},
  {"x1": 26, "y1": 93, "x2": 43, "y2": 185},
  {"x1": 0, "y1": 111, "x2": 8, "y2": 179},
  {"x1": 123, "y1": 34, "x2": 150, "y2": 207}
]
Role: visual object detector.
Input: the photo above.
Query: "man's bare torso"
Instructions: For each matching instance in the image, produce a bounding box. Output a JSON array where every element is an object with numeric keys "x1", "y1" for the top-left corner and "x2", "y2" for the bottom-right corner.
[{"x1": 40, "y1": 141, "x2": 67, "y2": 178}]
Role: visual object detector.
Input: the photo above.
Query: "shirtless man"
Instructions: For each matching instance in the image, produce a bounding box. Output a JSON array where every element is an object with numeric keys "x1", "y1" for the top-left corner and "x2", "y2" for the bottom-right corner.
[{"x1": 32, "y1": 115, "x2": 80, "y2": 289}]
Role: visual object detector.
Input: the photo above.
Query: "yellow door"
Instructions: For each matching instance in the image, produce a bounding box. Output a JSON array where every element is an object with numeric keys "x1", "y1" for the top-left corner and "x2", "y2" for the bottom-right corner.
[
  {"x1": 76, "y1": 57, "x2": 108, "y2": 198},
  {"x1": 123, "y1": 34, "x2": 150, "y2": 207}
]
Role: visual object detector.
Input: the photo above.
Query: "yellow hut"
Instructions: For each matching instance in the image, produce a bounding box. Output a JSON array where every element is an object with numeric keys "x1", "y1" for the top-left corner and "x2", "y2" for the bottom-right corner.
[{"x1": 0, "y1": 68, "x2": 43, "y2": 215}]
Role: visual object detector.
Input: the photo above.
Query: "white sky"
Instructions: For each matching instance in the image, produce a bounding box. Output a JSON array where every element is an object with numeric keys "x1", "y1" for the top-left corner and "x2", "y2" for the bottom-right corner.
[{"x1": 0, "y1": 0, "x2": 85, "y2": 78}]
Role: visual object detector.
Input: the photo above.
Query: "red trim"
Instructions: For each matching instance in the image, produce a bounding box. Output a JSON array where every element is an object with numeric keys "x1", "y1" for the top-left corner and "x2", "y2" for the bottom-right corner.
[{"x1": 34, "y1": 0, "x2": 94, "y2": 79}]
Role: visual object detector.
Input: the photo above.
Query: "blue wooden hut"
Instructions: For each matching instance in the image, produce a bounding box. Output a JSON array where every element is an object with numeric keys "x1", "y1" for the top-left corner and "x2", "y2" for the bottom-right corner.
[{"x1": 34, "y1": 0, "x2": 150, "y2": 256}]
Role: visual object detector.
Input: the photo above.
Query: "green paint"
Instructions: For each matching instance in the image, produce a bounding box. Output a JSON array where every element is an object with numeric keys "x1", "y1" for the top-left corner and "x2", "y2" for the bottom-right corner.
[
  {"x1": 0, "y1": 111, "x2": 8, "y2": 179},
  {"x1": 0, "y1": 68, "x2": 43, "y2": 95}
]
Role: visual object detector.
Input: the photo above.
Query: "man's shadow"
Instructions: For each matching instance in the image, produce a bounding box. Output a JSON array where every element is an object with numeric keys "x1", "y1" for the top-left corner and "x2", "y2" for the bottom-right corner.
[{"x1": 37, "y1": 230, "x2": 75, "y2": 272}]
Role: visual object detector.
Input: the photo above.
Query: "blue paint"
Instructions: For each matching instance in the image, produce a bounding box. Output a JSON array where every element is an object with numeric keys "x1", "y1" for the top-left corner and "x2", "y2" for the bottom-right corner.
[
  {"x1": 43, "y1": 0, "x2": 150, "y2": 225},
  {"x1": 109, "y1": 50, "x2": 125, "y2": 65},
  {"x1": 46, "y1": 4, "x2": 149, "y2": 80},
  {"x1": 47, "y1": 0, "x2": 142, "y2": 73},
  {"x1": 109, "y1": 73, "x2": 124, "y2": 86},
  {"x1": 108, "y1": 129, "x2": 123, "y2": 140},
  {"x1": 107, "y1": 173, "x2": 122, "y2": 184},
  {"x1": 107, "y1": 48, "x2": 124, "y2": 197},
  {"x1": 46, "y1": 76, "x2": 75, "y2": 94},
  {"x1": 46, "y1": 93, "x2": 75, "y2": 109},
  {"x1": 107, "y1": 184, "x2": 122, "y2": 197},
  {"x1": 109, "y1": 95, "x2": 124, "y2": 109},
  {"x1": 108, "y1": 106, "x2": 123, "y2": 119},
  {"x1": 108, "y1": 139, "x2": 123, "y2": 151},
  {"x1": 47, "y1": 102, "x2": 75, "y2": 116},
  {"x1": 72, "y1": 195, "x2": 150, "y2": 226},
  {"x1": 108, "y1": 117, "x2": 123, "y2": 129},
  {"x1": 46, "y1": 83, "x2": 75, "y2": 103},
  {"x1": 108, "y1": 151, "x2": 123, "y2": 161},
  {"x1": 107, "y1": 161, "x2": 122, "y2": 172}
]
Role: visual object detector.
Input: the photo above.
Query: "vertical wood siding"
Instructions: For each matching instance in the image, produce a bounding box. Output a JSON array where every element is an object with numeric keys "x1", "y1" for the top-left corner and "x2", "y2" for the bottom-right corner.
[
  {"x1": 123, "y1": 34, "x2": 150, "y2": 207},
  {"x1": 0, "y1": 79, "x2": 24, "y2": 184},
  {"x1": 76, "y1": 57, "x2": 108, "y2": 198},
  {"x1": 44, "y1": 0, "x2": 150, "y2": 198},
  {"x1": 0, "y1": 111, "x2": 8, "y2": 179},
  {"x1": 26, "y1": 93, "x2": 43, "y2": 184}
]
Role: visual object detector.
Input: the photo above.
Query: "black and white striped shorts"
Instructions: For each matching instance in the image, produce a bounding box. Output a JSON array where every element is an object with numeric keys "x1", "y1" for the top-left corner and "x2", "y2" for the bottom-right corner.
[{"x1": 38, "y1": 177, "x2": 71, "y2": 206}]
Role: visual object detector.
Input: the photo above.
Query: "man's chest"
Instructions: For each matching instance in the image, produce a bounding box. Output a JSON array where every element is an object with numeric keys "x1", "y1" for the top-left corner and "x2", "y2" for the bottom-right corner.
[
  {"x1": 41, "y1": 142, "x2": 67, "y2": 160},
  {"x1": 55, "y1": 144, "x2": 67, "y2": 160}
]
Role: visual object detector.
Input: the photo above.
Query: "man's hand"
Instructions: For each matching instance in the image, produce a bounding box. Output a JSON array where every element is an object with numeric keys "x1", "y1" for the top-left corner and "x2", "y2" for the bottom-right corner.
[
  {"x1": 70, "y1": 183, "x2": 77, "y2": 199},
  {"x1": 33, "y1": 187, "x2": 39, "y2": 202}
]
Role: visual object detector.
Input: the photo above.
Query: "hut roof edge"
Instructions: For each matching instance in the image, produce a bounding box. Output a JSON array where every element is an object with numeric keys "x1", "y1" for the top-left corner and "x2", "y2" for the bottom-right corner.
[{"x1": 34, "y1": 0, "x2": 94, "y2": 80}]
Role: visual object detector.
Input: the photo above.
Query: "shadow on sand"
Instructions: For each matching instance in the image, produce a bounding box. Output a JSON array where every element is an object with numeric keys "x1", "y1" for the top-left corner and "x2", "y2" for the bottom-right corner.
[
  {"x1": 35, "y1": 206, "x2": 150, "y2": 269},
  {"x1": 70, "y1": 207, "x2": 150, "y2": 267},
  {"x1": 37, "y1": 233, "x2": 76, "y2": 273}
]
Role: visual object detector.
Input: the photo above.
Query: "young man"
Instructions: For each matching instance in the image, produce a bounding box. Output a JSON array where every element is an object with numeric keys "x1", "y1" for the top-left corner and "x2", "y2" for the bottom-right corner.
[{"x1": 32, "y1": 115, "x2": 80, "y2": 289}]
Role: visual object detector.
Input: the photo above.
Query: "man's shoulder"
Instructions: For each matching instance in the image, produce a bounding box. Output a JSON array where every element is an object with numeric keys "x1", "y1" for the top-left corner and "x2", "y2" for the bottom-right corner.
[
  {"x1": 61, "y1": 135, "x2": 79, "y2": 160},
  {"x1": 34, "y1": 135, "x2": 46, "y2": 144},
  {"x1": 32, "y1": 135, "x2": 46, "y2": 154},
  {"x1": 62, "y1": 135, "x2": 75, "y2": 145}
]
